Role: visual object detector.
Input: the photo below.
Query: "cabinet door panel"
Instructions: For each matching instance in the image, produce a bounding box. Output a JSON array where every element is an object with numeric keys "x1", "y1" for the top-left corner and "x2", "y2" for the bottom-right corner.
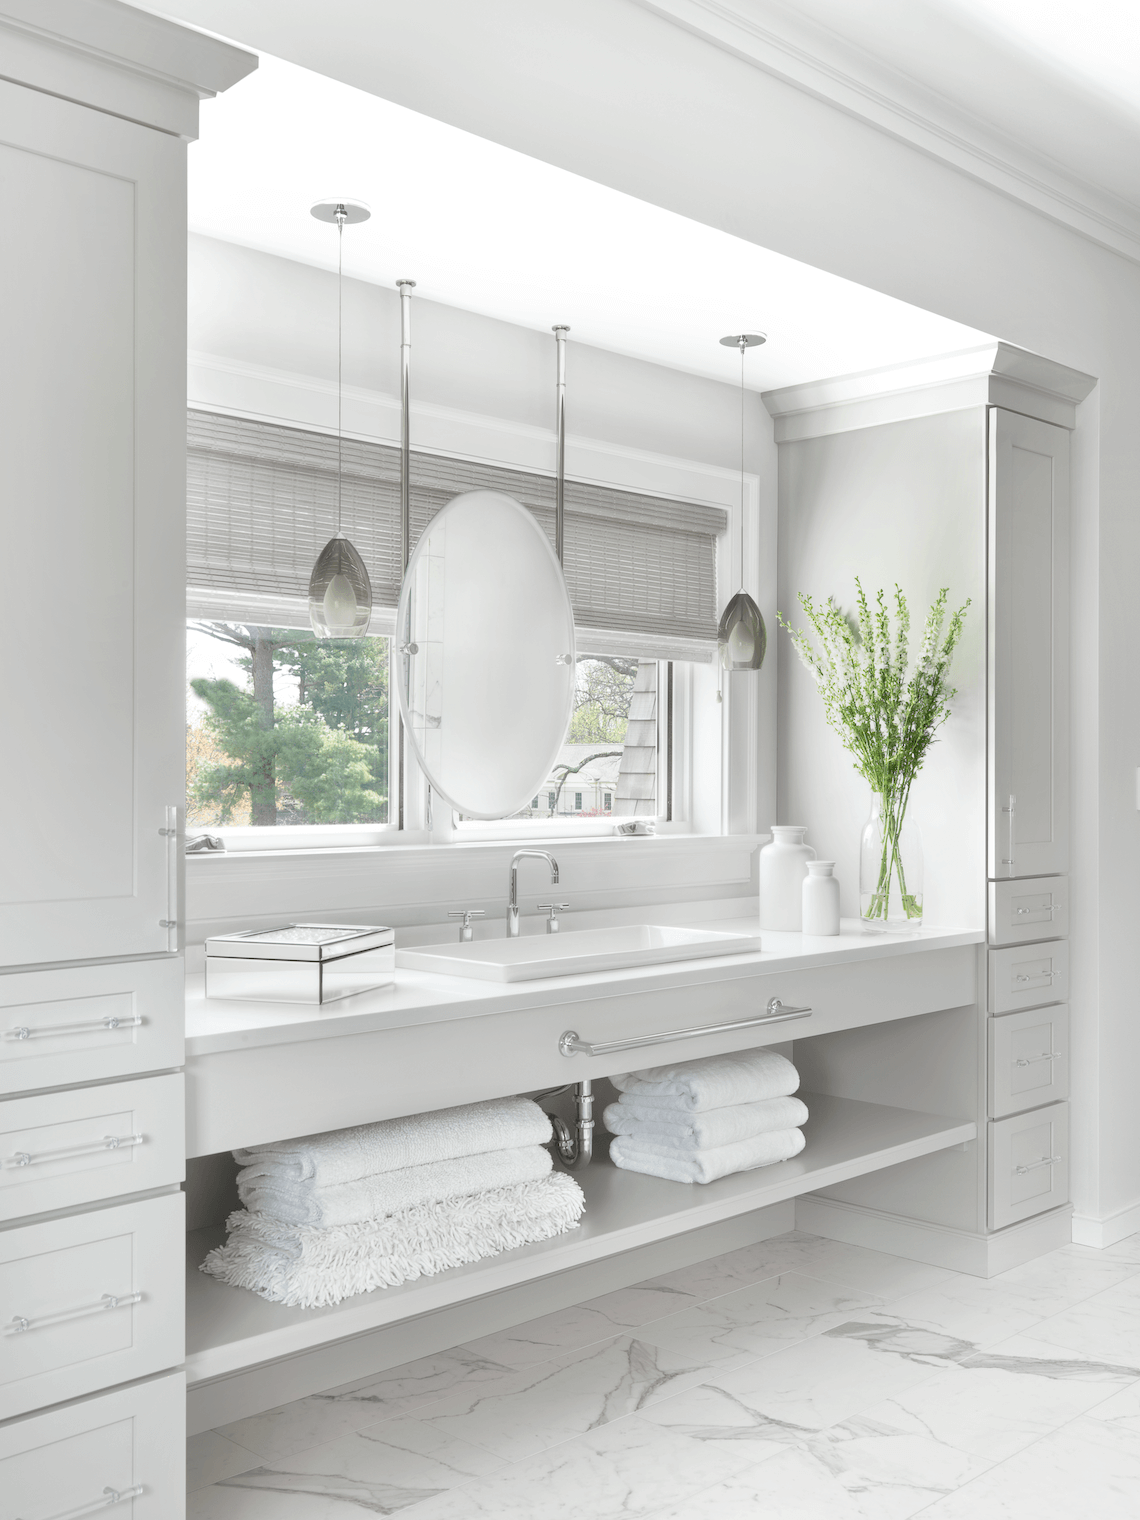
[
  {"x1": 988, "y1": 876, "x2": 1069, "y2": 946},
  {"x1": 988, "y1": 1005, "x2": 1069, "y2": 1118},
  {"x1": 0, "y1": 81, "x2": 185, "y2": 965},
  {"x1": 988, "y1": 408, "x2": 1069, "y2": 880},
  {"x1": 989, "y1": 1102, "x2": 1069, "y2": 1229}
]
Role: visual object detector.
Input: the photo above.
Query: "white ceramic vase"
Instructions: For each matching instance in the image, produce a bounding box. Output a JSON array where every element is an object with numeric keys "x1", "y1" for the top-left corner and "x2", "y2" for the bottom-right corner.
[
  {"x1": 802, "y1": 860, "x2": 840, "y2": 936},
  {"x1": 759, "y1": 825, "x2": 816, "y2": 930}
]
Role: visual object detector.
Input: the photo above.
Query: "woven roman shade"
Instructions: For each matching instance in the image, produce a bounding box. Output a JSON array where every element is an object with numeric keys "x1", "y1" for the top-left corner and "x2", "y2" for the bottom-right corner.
[{"x1": 186, "y1": 410, "x2": 726, "y2": 661}]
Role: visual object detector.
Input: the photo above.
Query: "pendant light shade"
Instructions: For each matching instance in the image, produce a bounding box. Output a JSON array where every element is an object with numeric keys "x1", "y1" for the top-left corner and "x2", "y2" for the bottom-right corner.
[
  {"x1": 308, "y1": 198, "x2": 373, "y2": 639},
  {"x1": 308, "y1": 533, "x2": 373, "y2": 638},
  {"x1": 717, "y1": 331, "x2": 767, "y2": 672}
]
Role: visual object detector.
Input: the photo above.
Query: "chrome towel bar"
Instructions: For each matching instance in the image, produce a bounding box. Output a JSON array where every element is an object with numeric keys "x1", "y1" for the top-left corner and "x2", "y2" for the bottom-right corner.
[{"x1": 559, "y1": 997, "x2": 812, "y2": 1057}]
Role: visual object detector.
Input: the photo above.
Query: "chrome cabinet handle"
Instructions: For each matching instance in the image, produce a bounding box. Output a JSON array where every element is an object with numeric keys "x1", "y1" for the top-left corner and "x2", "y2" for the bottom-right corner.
[
  {"x1": 2, "y1": 1133, "x2": 144, "y2": 1170},
  {"x1": 1015, "y1": 905, "x2": 1056, "y2": 916},
  {"x1": 1014, "y1": 970, "x2": 1059, "y2": 983},
  {"x1": 162, "y1": 804, "x2": 179, "y2": 948},
  {"x1": 1014, "y1": 1052, "x2": 1060, "y2": 1068},
  {"x1": 4, "y1": 1015, "x2": 143, "y2": 1043},
  {"x1": 560, "y1": 996, "x2": 812, "y2": 1058},
  {"x1": 1014, "y1": 1155, "x2": 1062, "y2": 1176},
  {"x1": 5, "y1": 1291, "x2": 143, "y2": 1336},
  {"x1": 18, "y1": 1484, "x2": 146, "y2": 1519}
]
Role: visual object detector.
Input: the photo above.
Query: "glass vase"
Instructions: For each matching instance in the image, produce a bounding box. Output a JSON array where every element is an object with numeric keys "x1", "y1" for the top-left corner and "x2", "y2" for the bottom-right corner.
[{"x1": 860, "y1": 792, "x2": 923, "y2": 932}]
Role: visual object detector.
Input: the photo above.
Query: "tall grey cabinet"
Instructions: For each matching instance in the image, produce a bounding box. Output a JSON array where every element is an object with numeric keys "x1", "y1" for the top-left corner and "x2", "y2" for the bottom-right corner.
[
  {"x1": 769, "y1": 343, "x2": 1094, "y2": 1275},
  {"x1": 0, "y1": 5, "x2": 252, "y2": 1515}
]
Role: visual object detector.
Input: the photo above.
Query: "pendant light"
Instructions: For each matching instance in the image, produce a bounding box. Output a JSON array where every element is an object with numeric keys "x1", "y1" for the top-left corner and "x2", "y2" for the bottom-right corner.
[
  {"x1": 716, "y1": 332, "x2": 767, "y2": 671},
  {"x1": 308, "y1": 199, "x2": 373, "y2": 639}
]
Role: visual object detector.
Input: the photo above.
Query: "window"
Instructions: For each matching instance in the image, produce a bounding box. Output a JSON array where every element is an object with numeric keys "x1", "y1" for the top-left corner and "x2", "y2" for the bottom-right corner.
[
  {"x1": 185, "y1": 411, "x2": 716, "y2": 839},
  {"x1": 186, "y1": 622, "x2": 389, "y2": 828}
]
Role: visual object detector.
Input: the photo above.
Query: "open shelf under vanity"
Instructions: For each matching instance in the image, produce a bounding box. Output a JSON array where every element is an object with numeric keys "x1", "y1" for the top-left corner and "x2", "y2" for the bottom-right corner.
[{"x1": 185, "y1": 1091, "x2": 975, "y2": 1385}]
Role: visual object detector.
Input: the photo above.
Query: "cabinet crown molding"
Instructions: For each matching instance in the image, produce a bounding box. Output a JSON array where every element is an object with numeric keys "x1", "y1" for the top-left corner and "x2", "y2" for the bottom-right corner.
[
  {"x1": 763, "y1": 342, "x2": 1097, "y2": 442},
  {"x1": 0, "y1": 0, "x2": 256, "y2": 138}
]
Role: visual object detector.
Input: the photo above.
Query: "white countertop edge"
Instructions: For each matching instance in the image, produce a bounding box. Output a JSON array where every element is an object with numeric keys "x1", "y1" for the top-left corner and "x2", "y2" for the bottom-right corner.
[{"x1": 185, "y1": 917, "x2": 983, "y2": 1057}]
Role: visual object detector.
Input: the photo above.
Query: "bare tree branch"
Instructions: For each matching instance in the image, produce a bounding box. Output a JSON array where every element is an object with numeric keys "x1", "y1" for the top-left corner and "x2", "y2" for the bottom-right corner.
[{"x1": 550, "y1": 750, "x2": 622, "y2": 815}]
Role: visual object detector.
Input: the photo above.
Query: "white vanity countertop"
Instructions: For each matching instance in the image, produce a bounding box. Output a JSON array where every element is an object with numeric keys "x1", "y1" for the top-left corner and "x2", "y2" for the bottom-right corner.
[{"x1": 185, "y1": 915, "x2": 983, "y2": 1057}]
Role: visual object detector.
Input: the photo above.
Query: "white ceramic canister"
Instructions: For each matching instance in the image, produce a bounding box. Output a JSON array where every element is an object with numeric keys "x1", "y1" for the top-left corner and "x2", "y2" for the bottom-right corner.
[
  {"x1": 802, "y1": 860, "x2": 841, "y2": 936},
  {"x1": 759, "y1": 826, "x2": 816, "y2": 930}
]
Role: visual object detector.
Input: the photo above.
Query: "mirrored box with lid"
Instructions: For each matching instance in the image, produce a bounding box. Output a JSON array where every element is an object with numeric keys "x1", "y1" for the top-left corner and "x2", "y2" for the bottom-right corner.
[{"x1": 205, "y1": 924, "x2": 395, "y2": 1004}]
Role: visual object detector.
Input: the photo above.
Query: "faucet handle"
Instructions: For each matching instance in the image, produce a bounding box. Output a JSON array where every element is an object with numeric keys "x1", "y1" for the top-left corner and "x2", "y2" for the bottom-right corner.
[
  {"x1": 448, "y1": 909, "x2": 485, "y2": 943},
  {"x1": 538, "y1": 903, "x2": 570, "y2": 934}
]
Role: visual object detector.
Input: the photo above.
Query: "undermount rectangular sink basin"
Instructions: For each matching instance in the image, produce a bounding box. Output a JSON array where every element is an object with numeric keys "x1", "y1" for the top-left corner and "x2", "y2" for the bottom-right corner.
[{"x1": 395, "y1": 924, "x2": 763, "y2": 982}]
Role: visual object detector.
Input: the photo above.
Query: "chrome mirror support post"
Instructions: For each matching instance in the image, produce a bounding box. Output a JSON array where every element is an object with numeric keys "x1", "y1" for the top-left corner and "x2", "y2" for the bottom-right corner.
[{"x1": 553, "y1": 325, "x2": 569, "y2": 567}]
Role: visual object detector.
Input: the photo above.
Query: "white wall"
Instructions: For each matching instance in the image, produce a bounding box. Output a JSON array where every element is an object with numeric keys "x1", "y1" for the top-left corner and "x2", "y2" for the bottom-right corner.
[
  {"x1": 777, "y1": 409, "x2": 987, "y2": 931},
  {"x1": 164, "y1": 0, "x2": 1140, "y2": 1238}
]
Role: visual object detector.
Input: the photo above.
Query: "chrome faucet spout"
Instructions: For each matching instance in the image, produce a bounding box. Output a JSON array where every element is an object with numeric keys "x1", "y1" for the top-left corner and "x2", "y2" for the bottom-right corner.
[{"x1": 508, "y1": 849, "x2": 559, "y2": 937}]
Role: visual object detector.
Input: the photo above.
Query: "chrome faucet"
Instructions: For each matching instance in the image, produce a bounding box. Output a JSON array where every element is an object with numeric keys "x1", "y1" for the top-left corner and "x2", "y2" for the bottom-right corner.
[{"x1": 508, "y1": 850, "x2": 559, "y2": 937}]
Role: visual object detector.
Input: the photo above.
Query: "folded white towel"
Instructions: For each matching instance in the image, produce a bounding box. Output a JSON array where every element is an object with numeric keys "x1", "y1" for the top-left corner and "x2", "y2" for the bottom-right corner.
[
  {"x1": 237, "y1": 1144, "x2": 552, "y2": 1227},
  {"x1": 233, "y1": 1097, "x2": 552, "y2": 1188},
  {"x1": 611, "y1": 1048, "x2": 799, "y2": 1112},
  {"x1": 201, "y1": 1173, "x2": 585, "y2": 1308},
  {"x1": 603, "y1": 1095, "x2": 809, "y2": 1150},
  {"x1": 610, "y1": 1127, "x2": 805, "y2": 1183}
]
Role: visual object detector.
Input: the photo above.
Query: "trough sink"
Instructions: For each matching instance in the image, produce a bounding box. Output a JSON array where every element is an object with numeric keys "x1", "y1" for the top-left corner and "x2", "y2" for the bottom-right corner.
[{"x1": 395, "y1": 923, "x2": 763, "y2": 983}]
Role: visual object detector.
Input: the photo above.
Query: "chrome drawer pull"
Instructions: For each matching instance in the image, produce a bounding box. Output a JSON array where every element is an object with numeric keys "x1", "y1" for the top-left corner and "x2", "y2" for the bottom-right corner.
[
  {"x1": 5, "y1": 1291, "x2": 143, "y2": 1336},
  {"x1": 560, "y1": 997, "x2": 812, "y2": 1058},
  {"x1": 1014, "y1": 1155, "x2": 1062, "y2": 1176},
  {"x1": 1015, "y1": 905, "x2": 1056, "y2": 916},
  {"x1": 1014, "y1": 1052, "x2": 1060, "y2": 1068},
  {"x1": 1014, "y1": 971, "x2": 1059, "y2": 984},
  {"x1": 2, "y1": 1134, "x2": 144, "y2": 1170},
  {"x1": 4, "y1": 1015, "x2": 143, "y2": 1043},
  {"x1": 19, "y1": 1485, "x2": 146, "y2": 1519}
]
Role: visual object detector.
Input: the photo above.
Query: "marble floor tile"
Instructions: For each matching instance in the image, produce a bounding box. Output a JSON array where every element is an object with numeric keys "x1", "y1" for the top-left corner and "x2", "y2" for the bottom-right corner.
[
  {"x1": 645, "y1": 1448, "x2": 868, "y2": 1520},
  {"x1": 187, "y1": 1416, "x2": 504, "y2": 1519},
  {"x1": 917, "y1": 1410, "x2": 1140, "y2": 1520},
  {"x1": 389, "y1": 1413, "x2": 757, "y2": 1520},
  {"x1": 214, "y1": 1348, "x2": 519, "y2": 1460},
  {"x1": 1083, "y1": 1378, "x2": 1140, "y2": 1434},
  {"x1": 575, "y1": 1278, "x2": 705, "y2": 1327},
  {"x1": 187, "y1": 1430, "x2": 262, "y2": 1493},
  {"x1": 988, "y1": 1243, "x2": 1140, "y2": 1315},
  {"x1": 871, "y1": 1275, "x2": 1051, "y2": 1347},
  {"x1": 859, "y1": 1349, "x2": 1140, "y2": 1464},
  {"x1": 641, "y1": 1271, "x2": 884, "y2": 1363},
  {"x1": 421, "y1": 1332, "x2": 743, "y2": 1463},
  {"x1": 639, "y1": 1321, "x2": 950, "y2": 1437},
  {"x1": 458, "y1": 1303, "x2": 648, "y2": 1367},
  {"x1": 1024, "y1": 1272, "x2": 1140, "y2": 1362},
  {"x1": 1101, "y1": 1231, "x2": 1140, "y2": 1265}
]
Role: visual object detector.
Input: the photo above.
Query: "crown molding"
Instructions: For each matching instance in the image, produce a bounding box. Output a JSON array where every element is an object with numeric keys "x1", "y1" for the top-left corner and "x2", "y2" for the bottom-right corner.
[
  {"x1": 762, "y1": 342, "x2": 1097, "y2": 442},
  {"x1": 632, "y1": 0, "x2": 1140, "y2": 266},
  {"x1": 0, "y1": 0, "x2": 255, "y2": 137}
]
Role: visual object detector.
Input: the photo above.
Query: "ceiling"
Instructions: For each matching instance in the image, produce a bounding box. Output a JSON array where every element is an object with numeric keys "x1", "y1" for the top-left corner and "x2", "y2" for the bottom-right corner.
[{"x1": 188, "y1": 52, "x2": 991, "y2": 392}]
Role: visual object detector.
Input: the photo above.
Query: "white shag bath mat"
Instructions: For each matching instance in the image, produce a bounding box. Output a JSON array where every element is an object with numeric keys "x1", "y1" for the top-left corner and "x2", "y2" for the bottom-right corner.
[{"x1": 200, "y1": 1172, "x2": 585, "y2": 1308}]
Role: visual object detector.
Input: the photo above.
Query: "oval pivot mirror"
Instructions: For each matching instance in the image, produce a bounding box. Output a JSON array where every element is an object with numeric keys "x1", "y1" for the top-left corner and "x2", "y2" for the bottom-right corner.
[{"x1": 395, "y1": 490, "x2": 576, "y2": 819}]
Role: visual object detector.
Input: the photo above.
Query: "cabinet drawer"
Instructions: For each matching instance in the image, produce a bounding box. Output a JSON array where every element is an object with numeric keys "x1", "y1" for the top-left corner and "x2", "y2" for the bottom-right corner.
[
  {"x1": 0, "y1": 1369, "x2": 185, "y2": 1520},
  {"x1": 988, "y1": 1102, "x2": 1069, "y2": 1230},
  {"x1": 988, "y1": 1005, "x2": 1069, "y2": 1118},
  {"x1": 0, "y1": 1191, "x2": 183, "y2": 1420},
  {"x1": 0, "y1": 957, "x2": 183, "y2": 1096},
  {"x1": 988, "y1": 876, "x2": 1069, "y2": 946},
  {"x1": 987, "y1": 941, "x2": 1069, "y2": 1013},
  {"x1": 0, "y1": 1074, "x2": 183, "y2": 1223}
]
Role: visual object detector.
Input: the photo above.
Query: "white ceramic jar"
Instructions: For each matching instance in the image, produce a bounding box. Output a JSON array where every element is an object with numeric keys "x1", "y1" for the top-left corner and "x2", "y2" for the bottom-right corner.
[
  {"x1": 802, "y1": 860, "x2": 841, "y2": 936},
  {"x1": 759, "y1": 826, "x2": 816, "y2": 930}
]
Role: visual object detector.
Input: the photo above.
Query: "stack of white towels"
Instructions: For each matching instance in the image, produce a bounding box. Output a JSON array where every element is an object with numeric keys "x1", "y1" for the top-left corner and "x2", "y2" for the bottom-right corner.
[
  {"x1": 201, "y1": 1097, "x2": 584, "y2": 1308},
  {"x1": 604, "y1": 1046, "x2": 808, "y2": 1183}
]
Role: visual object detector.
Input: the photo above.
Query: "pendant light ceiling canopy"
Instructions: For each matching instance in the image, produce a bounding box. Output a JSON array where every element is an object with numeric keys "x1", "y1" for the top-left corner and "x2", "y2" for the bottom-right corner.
[
  {"x1": 717, "y1": 332, "x2": 767, "y2": 673},
  {"x1": 308, "y1": 198, "x2": 374, "y2": 639}
]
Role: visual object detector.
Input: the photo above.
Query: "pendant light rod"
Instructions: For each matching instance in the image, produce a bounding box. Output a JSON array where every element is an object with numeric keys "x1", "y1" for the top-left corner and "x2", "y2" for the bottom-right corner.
[
  {"x1": 715, "y1": 331, "x2": 767, "y2": 674},
  {"x1": 397, "y1": 279, "x2": 416, "y2": 574},
  {"x1": 336, "y1": 207, "x2": 345, "y2": 534},
  {"x1": 553, "y1": 324, "x2": 569, "y2": 567},
  {"x1": 718, "y1": 331, "x2": 766, "y2": 592}
]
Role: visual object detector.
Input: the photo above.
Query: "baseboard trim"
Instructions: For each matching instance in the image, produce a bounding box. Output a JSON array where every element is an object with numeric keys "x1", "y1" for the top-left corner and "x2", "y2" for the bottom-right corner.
[
  {"x1": 1072, "y1": 1200, "x2": 1140, "y2": 1249},
  {"x1": 795, "y1": 1195, "x2": 1073, "y2": 1277},
  {"x1": 187, "y1": 1199, "x2": 795, "y2": 1435}
]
